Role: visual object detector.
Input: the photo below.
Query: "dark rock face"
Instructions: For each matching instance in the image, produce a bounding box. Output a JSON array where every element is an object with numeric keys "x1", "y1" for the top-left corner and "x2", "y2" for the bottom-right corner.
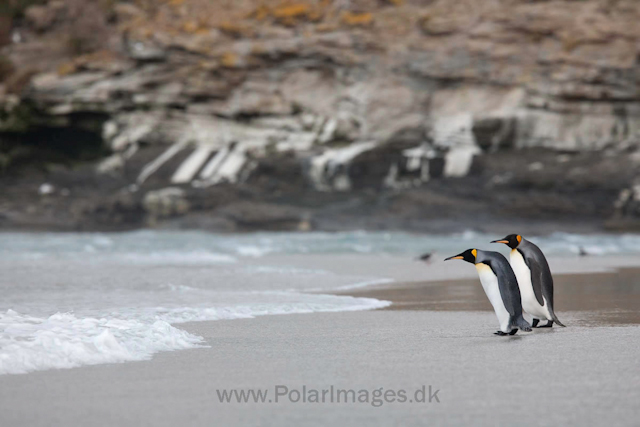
[
  {"x1": 472, "y1": 118, "x2": 516, "y2": 152},
  {"x1": 0, "y1": 15, "x2": 11, "y2": 47},
  {"x1": 1, "y1": 0, "x2": 640, "y2": 232},
  {"x1": 0, "y1": 109, "x2": 108, "y2": 172}
]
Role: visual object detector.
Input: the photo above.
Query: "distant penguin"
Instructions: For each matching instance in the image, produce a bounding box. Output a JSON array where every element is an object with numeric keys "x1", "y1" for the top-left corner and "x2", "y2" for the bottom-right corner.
[
  {"x1": 445, "y1": 249, "x2": 532, "y2": 336},
  {"x1": 491, "y1": 235, "x2": 565, "y2": 328}
]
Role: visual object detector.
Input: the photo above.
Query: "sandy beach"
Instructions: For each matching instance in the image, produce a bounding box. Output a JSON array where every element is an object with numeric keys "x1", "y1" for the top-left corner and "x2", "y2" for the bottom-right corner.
[
  {"x1": 0, "y1": 310, "x2": 639, "y2": 426},
  {"x1": 1, "y1": 250, "x2": 640, "y2": 426}
]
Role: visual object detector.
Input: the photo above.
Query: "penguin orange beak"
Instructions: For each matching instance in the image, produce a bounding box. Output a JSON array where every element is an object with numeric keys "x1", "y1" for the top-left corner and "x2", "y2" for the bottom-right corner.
[
  {"x1": 491, "y1": 240, "x2": 509, "y2": 244},
  {"x1": 444, "y1": 255, "x2": 463, "y2": 261}
]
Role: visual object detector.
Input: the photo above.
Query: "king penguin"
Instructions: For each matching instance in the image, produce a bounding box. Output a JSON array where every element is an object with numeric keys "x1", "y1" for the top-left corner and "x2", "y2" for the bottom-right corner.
[
  {"x1": 491, "y1": 234, "x2": 565, "y2": 328},
  {"x1": 445, "y1": 249, "x2": 532, "y2": 335}
]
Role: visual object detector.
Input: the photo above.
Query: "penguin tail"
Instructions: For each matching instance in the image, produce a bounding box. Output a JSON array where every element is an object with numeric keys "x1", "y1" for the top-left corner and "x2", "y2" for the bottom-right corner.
[
  {"x1": 515, "y1": 315, "x2": 532, "y2": 332},
  {"x1": 549, "y1": 308, "x2": 566, "y2": 327}
]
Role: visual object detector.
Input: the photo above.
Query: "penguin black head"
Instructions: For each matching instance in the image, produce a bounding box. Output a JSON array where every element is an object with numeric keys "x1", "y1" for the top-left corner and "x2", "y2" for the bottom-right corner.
[
  {"x1": 491, "y1": 234, "x2": 521, "y2": 249},
  {"x1": 444, "y1": 249, "x2": 477, "y2": 264}
]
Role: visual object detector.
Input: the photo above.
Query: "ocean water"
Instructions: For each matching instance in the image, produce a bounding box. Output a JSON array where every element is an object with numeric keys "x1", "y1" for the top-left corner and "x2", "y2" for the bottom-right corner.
[{"x1": 2, "y1": 230, "x2": 640, "y2": 375}]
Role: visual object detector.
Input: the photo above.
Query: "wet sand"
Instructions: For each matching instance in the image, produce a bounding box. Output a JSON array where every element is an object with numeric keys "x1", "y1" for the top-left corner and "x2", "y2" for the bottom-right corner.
[
  {"x1": 338, "y1": 268, "x2": 640, "y2": 326},
  {"x1": 1, "y1": 256, "x2": 640, "y2": 426}
]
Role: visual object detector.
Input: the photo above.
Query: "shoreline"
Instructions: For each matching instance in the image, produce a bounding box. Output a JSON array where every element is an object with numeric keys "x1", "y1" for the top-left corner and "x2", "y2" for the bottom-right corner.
[
  {"x1": 2, "y1": 252, "x2": 640, "y2": 376},
  {"x1": 1, "y1": 253, "x2": 640, "y2": 425}
]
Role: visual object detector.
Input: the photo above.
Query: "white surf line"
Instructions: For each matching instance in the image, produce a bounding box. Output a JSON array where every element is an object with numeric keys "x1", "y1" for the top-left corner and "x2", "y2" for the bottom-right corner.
[
  {"x1": 303, "y1": 278, "x2": 396, "y2": 293},
  {"x1": 334, "y1": 278, "x2": 396, "y2": 291}
]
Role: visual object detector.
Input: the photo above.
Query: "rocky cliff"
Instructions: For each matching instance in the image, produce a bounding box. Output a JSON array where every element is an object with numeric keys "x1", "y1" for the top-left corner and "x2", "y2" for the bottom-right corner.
[{"x1": 1, "y1": 0, "x2": 640, "y2": 232}]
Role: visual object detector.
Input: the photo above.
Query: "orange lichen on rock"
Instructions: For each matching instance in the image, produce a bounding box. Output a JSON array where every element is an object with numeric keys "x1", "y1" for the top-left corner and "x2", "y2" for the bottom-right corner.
[
  {"x1": 341, "y1": 12, "x2": 373, "y2": 27},
  {"x1": 250, "y1": 5, "x2": 270, "y2": 21},
  {"x1": 246, "y1": 2, "x2": 325, "y2": 26},
  {"x1": 57, "y1": 62, "x2": 78, "y2": 76},
  {"x1": 140, "y1": 27, "x2": 154, "y2": 38},
  {"x1": 315, "y1": 22, "x2": 338, "y2": 32},
  {"x1": 56, "y1": 49, "x2": 122, "y2": 76},
  {"x1": 272, "y1": 2, "x2": 324, "y2": 25},
  {"x1": 168, "y1": 0, "x2": 187, "y2": 7},
  {"x1": 182, "y1": 21, "x2": 200, "y2": 34},
  {"x1": 417, "y1": 13, "x2": 461, "y2": 36},
  {"x1": 219, "y1": 21, "x2": 254, "y2": 38},
  {"x1": 306, "y1": 9, "x2": 323, "y2": 22},
  {"x1": 272, "y1": 4, "x2": 311, "y2": 19},
  {"x1": 560, "y1": 33, "x2": 583, "y2": 52},
  {"x1": 250, "y1": 43, "x2": 268, "y2": 55},
  {"x1": 220, "y1": 52, "x2": 240, "y2": 68},
  {"x1": 79, "y1": 50, "x2": 119, "y2": 64}
]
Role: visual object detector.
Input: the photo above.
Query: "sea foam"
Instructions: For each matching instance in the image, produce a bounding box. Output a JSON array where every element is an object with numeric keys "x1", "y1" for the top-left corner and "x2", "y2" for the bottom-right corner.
[
  {"x1": 0, "y1": 295, "x2": 390, "y2": 375},
  {"x1": 0, "y1": 310, "x2": 203, "y2": 375}
]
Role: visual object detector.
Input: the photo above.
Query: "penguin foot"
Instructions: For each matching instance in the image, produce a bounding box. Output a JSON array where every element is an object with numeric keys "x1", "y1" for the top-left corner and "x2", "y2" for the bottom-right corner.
[
  {"x1": 531, "y1": 319, "x2": 539, "y2": 328},
  {"x1": 539, "y1": 321, "x2": 553, "y2": 328},
  {"x1": 494, "y1": 331, "x2": 508, "y2": 336},
  {"x1": 508, "y1": 329, "x2": 518, "y2": 335}
]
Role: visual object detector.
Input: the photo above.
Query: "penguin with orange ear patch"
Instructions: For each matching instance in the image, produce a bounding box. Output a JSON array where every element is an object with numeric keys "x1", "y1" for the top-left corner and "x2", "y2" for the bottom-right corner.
[
  {"x1": 445, "y1": 249, "x2": 532, "y2": 336},
  {"x1": 491, "y1": 234, "x2": 565, "y2": 328}
]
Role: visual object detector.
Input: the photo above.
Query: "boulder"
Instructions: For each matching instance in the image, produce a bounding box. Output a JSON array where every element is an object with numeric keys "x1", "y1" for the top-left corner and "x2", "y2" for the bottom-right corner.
[
  {"x1": 142, "y1": 187, "x2": 190, "y2": 219},
  {"x1": 24, "y1": 4, "x2": 60, "y2": 33},
  {"x1": 218, "y1": 201, "x2": 310, "y2": 231}
]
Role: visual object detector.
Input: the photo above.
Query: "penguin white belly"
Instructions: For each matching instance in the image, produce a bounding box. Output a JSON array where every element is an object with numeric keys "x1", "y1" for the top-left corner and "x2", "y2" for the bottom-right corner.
[
  {"x1": 510, "y1": 250, "x2": 551, "y2": 320},
  {"x1": 475, "y1": 264, "x2": 511, "y2": 333}
]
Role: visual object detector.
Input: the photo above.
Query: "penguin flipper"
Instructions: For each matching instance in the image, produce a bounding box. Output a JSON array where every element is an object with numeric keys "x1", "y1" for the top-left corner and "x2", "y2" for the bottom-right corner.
[
  {"x1": 523, "y1": 242, "x2": 556, "y2": 310},
  {"x1": 523, "y1": 252, "x2": 546, "y2": 307}
]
